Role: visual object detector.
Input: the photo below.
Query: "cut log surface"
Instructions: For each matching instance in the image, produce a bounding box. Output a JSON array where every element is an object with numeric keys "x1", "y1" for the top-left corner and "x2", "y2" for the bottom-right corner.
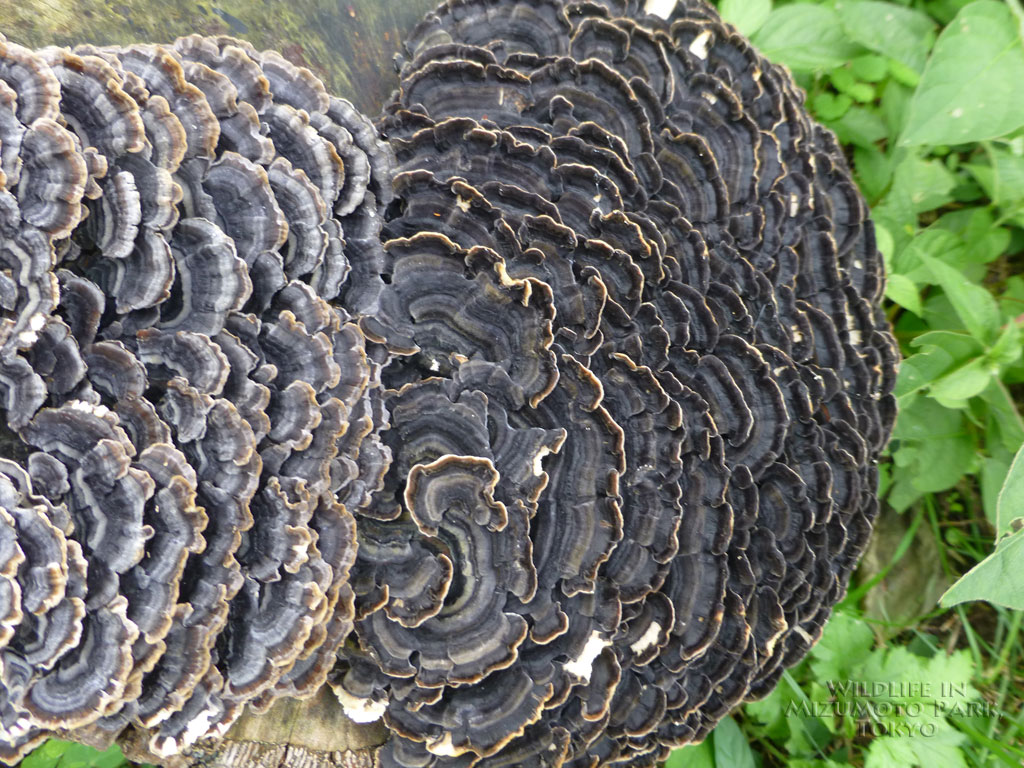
[{"x1": 118, "y1": 686, "x2": 389, "y2": 767}]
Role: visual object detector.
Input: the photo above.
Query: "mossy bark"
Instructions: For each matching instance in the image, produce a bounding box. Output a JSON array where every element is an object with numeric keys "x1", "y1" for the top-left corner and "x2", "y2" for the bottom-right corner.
[{"x1": 3, "y1": 0, "x2": 439, "y2": 763}]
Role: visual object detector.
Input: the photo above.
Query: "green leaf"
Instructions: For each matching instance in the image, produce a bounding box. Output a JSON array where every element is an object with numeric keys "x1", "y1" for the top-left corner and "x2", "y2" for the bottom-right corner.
[
  {"x1": 919, "y1": 253, "x2": 1002, "y2": 343},
  {"x1": 910, "y1": 434, "x2": 976, "y2": 492},
  {"x1": 850, "y1": 54, "x2": 889, "y2": 82},
  {"x1": 875, "y1": 223, "x2": 894, "y2": 261},
  {"x1": 986, "y1": 320, "x2": 1022, "y2": 368},
  {"x1": 21, "y1": 741, "x2": 130, "y2": 768},
  {"x1": 21, "y1": 741, "x2": 73, "y2": 768},
  {"x1": 928, "y1": 358, "x2": 993, "y2": 408},
  {"x1": 893, "y1": 229, "x2": 963, "y2": 283},
  {"x1": 884, "y1": 273, "x2": 922, "y2": 315},
  {"x1": 719, "y1": 0, "x2": 772, "y2": 36},
  {"x1": 836, "y1": 1, "x2": 936, "y2": 73},
  {"x1": 84, "y1": 744, "x2": 130, "y2": 768},
  {"x1": 873, "y1": 155, "x2": 956, "y2": 251},
  {"x1": 981, "y1": 453, "x2": 1013, "y2": 530},
  {"x1": 664, "y1": 739, "x2": 714, "y2": 768},
  {"x1": 933, "y1": 207, "x2": 1011, "y2": 265},
  {"x1": 896, "y1": 331, "x2": 986, "y2": 400},
  {"x1": 895, "y1": 348, "x2": 956, "y2": 401},
  {"x1": 712, "y1": 716, "x2": 758, "y2": 768},
  {"x1": 996, "y1": 443, "x2": 1024, "y2": 537},
  {"x1": 854, "y1": 146, "x2": 893, "y2": 202},
  {"x1": 809, "y1": 611, "x2": 875, "y2": 682},
  {"x1": 900, "y1": 1, "x2": 1024, "y2": 146},
  {"x1": 866, "y1": 729, "x2": 968, "y2": 768},
  {"x1": 910, "y1": 330, "x2": 986, "y2": 364},
  {"x1": 903, "y1": 157, "x2": 957, "y2": 214},
  {"x1": 813, "y1": 91, "x2": 853, "y2": 121},
  {"x1": 891, "y1": 397, "x2": 976, "y2": 493},
  {"x1": 831, "y1": 107, "x2": 888, "y2": 148},
  {"x1": 829, "y1": 66, "x2": 857, "y2": 94},
  {"x1": 847, "y1": 82, "x2": 875, "y2": 103},
  {"x1": 888, "y1": 57, "x2": 922, "y2": 88},
  {"x1": 979, "y1": 379, "x2": 1024, "y2": 453},
  {"x1": 940, "y1": 526, "x2": 1024, "y2": 609},
  {"x1": 965, "y1": 146, "x2": 1024, "y2": 206},
  {"x1": 752, "y1": 5, "x2": 863, "y2": 72},
  {"x1": 893, "y1": 392, "x2": 964, "y2": 439}
]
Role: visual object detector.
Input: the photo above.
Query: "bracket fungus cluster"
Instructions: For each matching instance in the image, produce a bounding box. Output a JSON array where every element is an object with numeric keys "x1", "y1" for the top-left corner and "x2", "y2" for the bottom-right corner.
[
  {"x1": 0, "y1": 31, "x2": 392, "y2": 761},
  {"x1": 0, "y1": 0, "x2": 898, "y2": 766}
]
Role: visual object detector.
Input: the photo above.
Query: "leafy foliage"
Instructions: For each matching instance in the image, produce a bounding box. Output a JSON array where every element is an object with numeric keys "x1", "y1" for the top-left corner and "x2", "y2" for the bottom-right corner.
[{"x1": 19, "y1": 742, "x2": 139, "y2": 768}]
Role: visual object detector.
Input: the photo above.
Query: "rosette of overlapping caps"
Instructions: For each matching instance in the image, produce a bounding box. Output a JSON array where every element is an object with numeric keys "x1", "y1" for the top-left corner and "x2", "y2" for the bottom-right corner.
[
  {"x1": 0, "y1": 32, "x2": 392, "y2": 761},
  {"x1": 0, "y1": 0, "x2": 898, "y2": 765},
  {"x1": 338, "y1": 0, "x2": 897, "y2": 765}
]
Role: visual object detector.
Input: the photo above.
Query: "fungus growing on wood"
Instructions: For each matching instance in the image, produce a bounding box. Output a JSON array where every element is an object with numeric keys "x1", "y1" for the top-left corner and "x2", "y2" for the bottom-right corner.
[
  {"x1": 349, "y1": 0, "x2": 897, "y2": 765},
  {"x1": 0, "y1": 31, "x2": 389, "y2": 762},
  {"x1": 0, "y1": 0, "x2": 897, "y2": 765}
]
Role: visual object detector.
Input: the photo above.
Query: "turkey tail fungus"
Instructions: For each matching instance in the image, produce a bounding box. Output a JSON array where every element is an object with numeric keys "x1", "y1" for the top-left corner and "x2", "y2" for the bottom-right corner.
[{"x1": 0, "y1": 0, "x2": 897, "y2": 766}]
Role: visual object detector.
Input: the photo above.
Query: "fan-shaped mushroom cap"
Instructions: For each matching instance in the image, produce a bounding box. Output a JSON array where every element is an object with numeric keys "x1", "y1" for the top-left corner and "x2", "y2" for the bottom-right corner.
[
  {"x1": 0, "y1": 32, "x2": 390, "y2": 762},
  {"x1": 0, "y1": 0, "x2": 896, "y2": 763},
  {"x1": 352, "y1": 0, "x2": 896, "y2": 766}
]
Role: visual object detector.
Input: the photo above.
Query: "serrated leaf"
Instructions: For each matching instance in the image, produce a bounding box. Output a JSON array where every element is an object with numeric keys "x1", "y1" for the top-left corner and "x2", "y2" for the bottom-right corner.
[
  {"x1": 900, "y1": 1, "x2": 1024, "y2": 146},
  {"x1": 925, "y1": 650, "x2": 978, "y2": 702},
  {"x1": 836, "y1": 1, "x2": 936, "y2": 73},
  {"x1": 940, "y1": 527, "x2": 1024, "y2": 609},
  {"x1": 809, "y1": 611, "x2": 875, "y2": 682},
  {"x1": 919, "y1": 253, "x2": 1002, "y2": 343},
  {"x1": 752, "y1": 5, "x2": 864, "y2": 72},
  {"x1": 996, "y1": 443, "x2": 1024, "y2": 537},
  {"x1": 866, "y1": 729, "x2": 968, "y2": 768},
  {"x1": 719, "y1": 0, "x2": 772, "y2": 36}
]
